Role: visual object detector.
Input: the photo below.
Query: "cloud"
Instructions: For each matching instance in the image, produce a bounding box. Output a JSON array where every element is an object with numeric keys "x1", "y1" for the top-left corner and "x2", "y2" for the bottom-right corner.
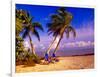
[
  {"x1": 24, "y1": 41, "x2": 30, "y2": 48},
  {"x1": 76, "y1": 21, "x2": 94, "y2": 38},
  {"x1": 41, "y1": 47, "x2": 45, "y2": 50},
  {"x1": 39, "y1": 44, "x2": 46, "y2": 50},
  {"x1": 62, "y1": 41, "x2": 94, "y2": 48},
  {"x1": 76, "y1": 27, "x2": 94, "y2": 39},
  {"x1": 63, "y1": 21, "x2": 94, "y2": 41}
]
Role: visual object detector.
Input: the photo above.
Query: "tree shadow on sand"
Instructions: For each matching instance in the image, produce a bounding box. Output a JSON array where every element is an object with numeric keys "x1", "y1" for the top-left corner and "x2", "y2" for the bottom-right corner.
[{"x1": 16, "y1": 59, "x2": 36, "y2": 68}]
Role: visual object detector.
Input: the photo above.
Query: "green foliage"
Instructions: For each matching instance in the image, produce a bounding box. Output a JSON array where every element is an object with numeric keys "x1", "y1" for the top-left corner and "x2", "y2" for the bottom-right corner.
[
  {"x1": 16, "y1": 9, "x2": 25, "y2": 61},
  {"x1": 47, "y1": 7, "x2": 76, "y2": 53},
  {"x1": 16, "y1": 35, "x2": 25, "y2": 61},
  {"x1": 47, "y1": 7, "x2": 76, "y2": 38},
  {"x1": 15, "y1": 9, "x2": 43, "y2": 63},
  {"x1": 20, "y1": 10, "x2": 44, "y2": 41}
]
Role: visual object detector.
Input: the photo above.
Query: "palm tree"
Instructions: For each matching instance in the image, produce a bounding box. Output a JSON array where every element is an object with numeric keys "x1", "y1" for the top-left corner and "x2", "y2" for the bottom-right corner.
[
  {"x1": 17, "y1": 9, "x2": 43, "y2": 62},
  {"x1": 45, "y1": 7, "x2": 76, "y2": 61}
]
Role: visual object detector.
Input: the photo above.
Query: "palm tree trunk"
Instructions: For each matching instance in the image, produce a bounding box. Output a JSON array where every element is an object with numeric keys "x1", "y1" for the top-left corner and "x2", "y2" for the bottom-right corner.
[
  {"x1": 28, "y1": 33, "x2": 40, "y2": 63},
  {"x1": 46, "y1": 36, "x2": 57, "y2": 54},
  {"x1": 53, "y1": 35, "x2": 62, "y2": 54},
  {"x1": 53, "y1": 25, "x2": 67, "y2": 54},
  {"x1": 28, "y1": 33, "x2": 35, "y2": 55}
]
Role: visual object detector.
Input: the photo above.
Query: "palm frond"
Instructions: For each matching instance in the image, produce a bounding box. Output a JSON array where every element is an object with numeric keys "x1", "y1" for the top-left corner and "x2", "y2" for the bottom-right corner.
[
  {"x1": 48, "y1": 31, "x2": 53, "y2": 35},
  {"x1": 47, "y1": 23, "x2": 63, "y2": 31},
  {"x1": 69, "y1": 26, "x2": 76, "y2": 37},
  {"x1": 46, "y1": 23, "x2": 52, "y2": 28},
  {"x1": 58, "y1": 7, "x2": 66, "y2": 12},
  {"x1": 65, "y1": 26, "x2": 76, "y2": 38},
  {"x1": 51, "y1": 14, "x2": 63, "y2": 23},
  {"x1": 33, "y1": 29, "x2": 40, "y2": 41},
  {"x1": 32, "y1": 22, "x2": 44, "y2": 31},
  {"x1": 57, "y1": 7, "x2": 66, "y2": 16},
  {"x1": 65, "y1": 29, "x2": 70, "y2": 38},
  {"x1": 22, "y1": 29, "x2": 29, "y2": 38},
  {"x1": 29, "y1": 16, "x2": 33, "y2": 22},
  {"x1": 51, "y1": 14, "x2": 61, "y2": 19},
  {"x1": 53, "y1": 29, "x2": 60, "y2": 37}
]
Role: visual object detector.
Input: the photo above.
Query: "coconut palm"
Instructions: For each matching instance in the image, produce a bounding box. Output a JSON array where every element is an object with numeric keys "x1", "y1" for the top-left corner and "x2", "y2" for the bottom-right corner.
[
  {"x1": 45, "y1": 7, "x2": 76, "y2": 61},
  {"x1": 17, "y1": 9, "x2": 43, "y2": 62}
]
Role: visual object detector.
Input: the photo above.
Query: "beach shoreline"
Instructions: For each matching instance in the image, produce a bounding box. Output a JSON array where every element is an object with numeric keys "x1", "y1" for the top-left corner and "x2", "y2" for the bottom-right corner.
[{"x1": 16, "y1": 55, "x2": 94, "y2": 73}]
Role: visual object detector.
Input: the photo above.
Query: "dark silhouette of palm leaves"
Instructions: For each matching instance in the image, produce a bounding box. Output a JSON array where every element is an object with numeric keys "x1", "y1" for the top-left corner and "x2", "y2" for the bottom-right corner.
[
  {"x1": 16, "y1": 9, "x2": 43, "y2": 63},
  {"x1": 65, "y1": 26, "x2": 76, "y2": 38},
  {"x1": 18, "y1": 10, "x2": 43, "y2": 41},
  {"x1": 45, "y1": 7, "x2": 76, "y2": 59},
  {"x1": 47, "y1": 7, "x2": 76, "y2": 38}
]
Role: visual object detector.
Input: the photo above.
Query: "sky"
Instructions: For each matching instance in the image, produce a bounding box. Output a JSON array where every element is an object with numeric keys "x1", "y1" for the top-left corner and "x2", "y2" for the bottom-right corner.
[{"x1": 16, "y1": 4, "x2": 94, "y2": 56}]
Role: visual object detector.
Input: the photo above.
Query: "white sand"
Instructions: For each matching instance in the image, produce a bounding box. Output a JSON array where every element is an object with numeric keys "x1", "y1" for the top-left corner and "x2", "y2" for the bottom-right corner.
[{"x1": 16, "y1": 55, "x2": 94, "y2": 73}]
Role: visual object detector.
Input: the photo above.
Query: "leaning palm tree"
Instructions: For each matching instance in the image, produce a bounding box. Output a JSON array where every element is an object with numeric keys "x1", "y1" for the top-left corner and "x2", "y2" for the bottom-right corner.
[
  {"x1": 45, "y1": 7, "x2": 76, "y2": 61},
  {"x1": 17, "y1": 9, "x2": 43, "y2": 62}
]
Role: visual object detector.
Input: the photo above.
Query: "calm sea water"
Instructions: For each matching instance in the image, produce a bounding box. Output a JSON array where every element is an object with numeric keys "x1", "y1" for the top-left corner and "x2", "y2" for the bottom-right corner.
[{"x1": 36, "y1": 47, "x2": 94, "y2": 57}]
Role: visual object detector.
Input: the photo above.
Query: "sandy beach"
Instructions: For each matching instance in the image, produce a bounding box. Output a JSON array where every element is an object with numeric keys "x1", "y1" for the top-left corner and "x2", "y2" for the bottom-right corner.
[{"x1": 16, "y1": 55, "x2": 94, "y2": 73}]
